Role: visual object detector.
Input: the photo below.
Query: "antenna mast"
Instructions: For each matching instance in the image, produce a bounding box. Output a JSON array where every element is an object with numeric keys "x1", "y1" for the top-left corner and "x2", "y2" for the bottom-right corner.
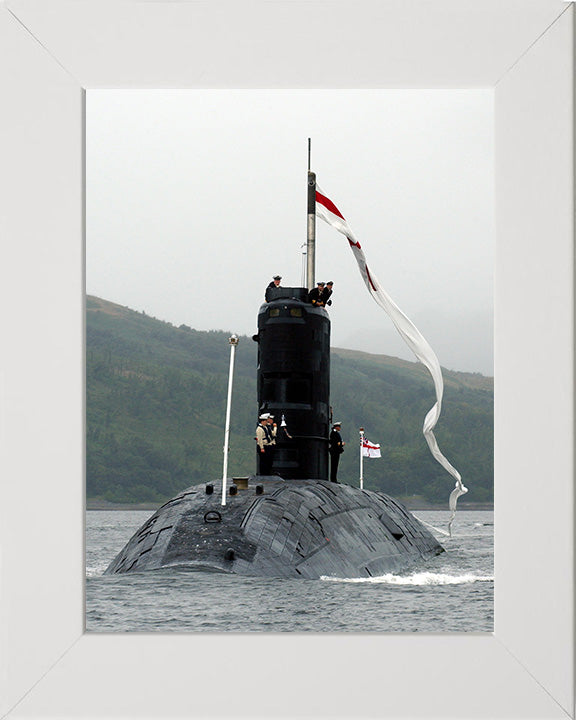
[{"x1": 306, "y1": 138, "x2": 316, "y2": 289}]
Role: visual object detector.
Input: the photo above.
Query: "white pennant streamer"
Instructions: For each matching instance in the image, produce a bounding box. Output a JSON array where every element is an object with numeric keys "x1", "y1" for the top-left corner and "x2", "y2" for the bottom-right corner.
[{"x1": 315, "y1": 185, "x2": 467, "y2": 533}]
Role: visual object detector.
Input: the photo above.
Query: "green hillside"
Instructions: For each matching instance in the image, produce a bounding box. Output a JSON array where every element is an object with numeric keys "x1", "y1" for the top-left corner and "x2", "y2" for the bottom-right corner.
[{"x1": 86, "y1": 295, "x2": 493, "y2": 507}]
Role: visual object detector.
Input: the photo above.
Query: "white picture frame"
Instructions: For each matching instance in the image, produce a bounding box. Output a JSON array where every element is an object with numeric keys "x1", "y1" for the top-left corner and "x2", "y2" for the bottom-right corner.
[{"x1": 0, "y1": 1, "x2": 573, "y2": 718}]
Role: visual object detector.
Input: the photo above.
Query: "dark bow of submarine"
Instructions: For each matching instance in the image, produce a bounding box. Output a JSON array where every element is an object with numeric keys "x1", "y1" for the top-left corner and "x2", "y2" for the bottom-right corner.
[{"x1": 105, "y1": 285, "x2": 444, "y2": 579}]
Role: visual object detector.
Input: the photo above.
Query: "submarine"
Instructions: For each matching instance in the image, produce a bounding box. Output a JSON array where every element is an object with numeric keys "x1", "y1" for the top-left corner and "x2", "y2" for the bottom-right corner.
[{"x1": 105, "y1": 160, "x2": 444, "y2": 579}]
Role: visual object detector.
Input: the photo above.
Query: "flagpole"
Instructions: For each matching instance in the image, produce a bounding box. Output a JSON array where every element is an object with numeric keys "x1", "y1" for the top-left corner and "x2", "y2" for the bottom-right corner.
[
  {"x1": 221, "y1": 334, "x2": 239, "y2": 506},
  {"x1": 307, "y1": 138, "x2": 316, "y2": 289},
  {"x1": 359, "y1": 427, "x2": 364, "y2": 490}
]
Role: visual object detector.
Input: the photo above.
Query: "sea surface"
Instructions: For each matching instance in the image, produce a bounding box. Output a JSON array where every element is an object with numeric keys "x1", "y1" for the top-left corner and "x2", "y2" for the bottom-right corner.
[{"x1": 86, "y1": 509, "x2": 493, "y2": 633}]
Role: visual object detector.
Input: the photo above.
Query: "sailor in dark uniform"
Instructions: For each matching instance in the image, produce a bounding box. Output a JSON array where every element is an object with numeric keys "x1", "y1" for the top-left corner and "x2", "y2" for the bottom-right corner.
[
  {"x1": 329, "y1": 422, "x2": 345, "y2": 482},
  {"x1": 321, "y1": 281, "x2": 334, "y2": 306},
  {"x1": 265, "y1": 275, "x2": 282, "y2": 302},
  {"x1": 308, "y1": 281, "x2": 326, "y2": 306}
]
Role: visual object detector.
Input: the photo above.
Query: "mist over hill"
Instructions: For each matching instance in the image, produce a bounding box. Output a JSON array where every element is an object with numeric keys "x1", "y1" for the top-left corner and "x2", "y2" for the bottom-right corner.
[{"x1": 86, "y1": 295, "x2": 493, "y2": 507}]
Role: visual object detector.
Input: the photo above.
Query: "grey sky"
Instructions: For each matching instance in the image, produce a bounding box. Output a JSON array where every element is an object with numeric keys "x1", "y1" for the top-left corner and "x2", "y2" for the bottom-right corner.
[{"x1": 87, "y1": 90, "x2": 494, "y2": 376}]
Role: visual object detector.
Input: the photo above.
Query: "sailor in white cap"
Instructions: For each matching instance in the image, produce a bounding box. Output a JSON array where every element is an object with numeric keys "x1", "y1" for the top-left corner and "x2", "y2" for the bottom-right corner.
[
  {"x1": 308, "y1": 281, "x2": 326, "y2": 307},
  {"x1": 265, "y1": 275, "x2": 282, "y2": 302},
  {"x1": 265, "y1": 414, "x2": 277, "y2": 436},
  {"x1": 265, "y1": 415, "x2": 278, "y2": 464},
  {"x1": 256, "y1": 413, "x2": 275, "y2": 474},
  {"x1": 329, "y1": 422, "x2": 345, "y2": 483}
]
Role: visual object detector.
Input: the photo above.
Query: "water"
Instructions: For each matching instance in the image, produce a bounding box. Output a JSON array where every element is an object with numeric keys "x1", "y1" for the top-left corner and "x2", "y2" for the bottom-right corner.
[{"x1": 86, "y1": 510, "x2": 493, "y2": 632}]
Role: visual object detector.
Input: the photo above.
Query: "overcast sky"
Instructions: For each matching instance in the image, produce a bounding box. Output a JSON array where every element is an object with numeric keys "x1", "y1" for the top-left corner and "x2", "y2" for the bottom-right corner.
[{"x1": 87, "y1": 90, "x2": 494, "y2": 376}]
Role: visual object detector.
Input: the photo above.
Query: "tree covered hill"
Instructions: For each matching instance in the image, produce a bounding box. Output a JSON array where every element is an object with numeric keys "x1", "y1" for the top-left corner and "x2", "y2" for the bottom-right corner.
[{"x1": 87, "y1": 295, "x2": 493, "y2": 507}]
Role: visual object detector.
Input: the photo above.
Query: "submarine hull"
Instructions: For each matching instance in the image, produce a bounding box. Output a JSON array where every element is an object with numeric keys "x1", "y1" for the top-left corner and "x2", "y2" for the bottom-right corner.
[{"x1": 105, "y1": 477, "x2": 443, "y2": 578}]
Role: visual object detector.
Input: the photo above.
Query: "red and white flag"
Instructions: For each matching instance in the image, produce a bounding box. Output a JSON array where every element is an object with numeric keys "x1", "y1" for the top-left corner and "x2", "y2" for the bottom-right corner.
[
  {"x1": 316, "y1": 184, "x2": 467, "y2": 533},
  {"x1": 361, "y1": 438, "x2": 381, "y2": 459}
]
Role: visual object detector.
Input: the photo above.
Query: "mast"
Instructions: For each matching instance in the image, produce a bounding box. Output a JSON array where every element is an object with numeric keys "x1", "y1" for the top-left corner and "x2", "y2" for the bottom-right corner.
[
  {"x1": 221, "y1": 334, "x2": 239, "y2": 506},
  {"x1": 307, "y1": 138, "x2": 316, "y2": 289}
]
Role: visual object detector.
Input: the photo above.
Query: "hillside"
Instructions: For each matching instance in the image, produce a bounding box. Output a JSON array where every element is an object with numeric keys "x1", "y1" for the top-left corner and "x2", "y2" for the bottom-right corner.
[{"x1": 86, "y1": 295, "x2": 493, "y2": 507}]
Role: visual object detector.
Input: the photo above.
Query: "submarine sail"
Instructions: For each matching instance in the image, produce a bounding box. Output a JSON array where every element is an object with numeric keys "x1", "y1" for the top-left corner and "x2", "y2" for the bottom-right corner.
[{"x1": 255, "y1": 286, "x2": 330, "y2": 480}]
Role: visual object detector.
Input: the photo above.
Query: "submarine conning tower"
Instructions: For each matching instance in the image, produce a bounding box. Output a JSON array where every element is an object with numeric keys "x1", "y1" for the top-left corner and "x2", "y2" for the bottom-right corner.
[{"x1": 254, "y1": 285, "x2": 330, "y2": 480}]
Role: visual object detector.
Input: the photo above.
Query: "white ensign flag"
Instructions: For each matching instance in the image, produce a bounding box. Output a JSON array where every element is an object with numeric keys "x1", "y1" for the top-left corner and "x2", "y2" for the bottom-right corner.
[{"x1": 362, "y1": 438, "x2": 381, "y2": 459}]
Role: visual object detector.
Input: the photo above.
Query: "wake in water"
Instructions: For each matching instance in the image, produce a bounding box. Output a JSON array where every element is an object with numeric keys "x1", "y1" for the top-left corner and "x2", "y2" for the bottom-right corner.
[
  {"x1": 322, "y1": 572, "x2": 493, "y2": 586},
  {"x1": 86, "y1": 509, "x2": 493, "y2": 632},
  {"x1": 86, "y1": 565, "x2": 108, "y2": 578}
]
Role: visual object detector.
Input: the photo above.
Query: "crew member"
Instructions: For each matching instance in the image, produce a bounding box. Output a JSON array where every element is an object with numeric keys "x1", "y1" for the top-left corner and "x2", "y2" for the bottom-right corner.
[
  {"x1": 308, "y1": 281, "x2": 325, "y2": 306},
  {"x1": 256, "y1": 413, "x2": 272, "y2": 474},
  {"x1": 321, "y1": 281, "x2": 334, "y2": 306},
  {"x1": 265, "y1": 415, "x2": 278, "y2": 465},
  {"x1": 265, "y1": 275, "x2": 282, "y2": 302},
  {"x1": 329, "y1": 422, "x2": 345, "y2": 483}
]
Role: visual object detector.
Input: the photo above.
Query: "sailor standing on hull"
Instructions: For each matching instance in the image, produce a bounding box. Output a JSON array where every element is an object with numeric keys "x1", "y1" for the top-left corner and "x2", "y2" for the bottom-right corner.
[
  {"x1": 264, "y1": 415, "x2": 277, "y2": 471},
  {"x1": 256, "y1": 414, "x2": 270, "y2": 473},
  {"x1": 329, "y1": 422, "x2": 345, "y2": 483},
  {"x1": 256, "y1": 413, "x2": 277, "y2": 475}
]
